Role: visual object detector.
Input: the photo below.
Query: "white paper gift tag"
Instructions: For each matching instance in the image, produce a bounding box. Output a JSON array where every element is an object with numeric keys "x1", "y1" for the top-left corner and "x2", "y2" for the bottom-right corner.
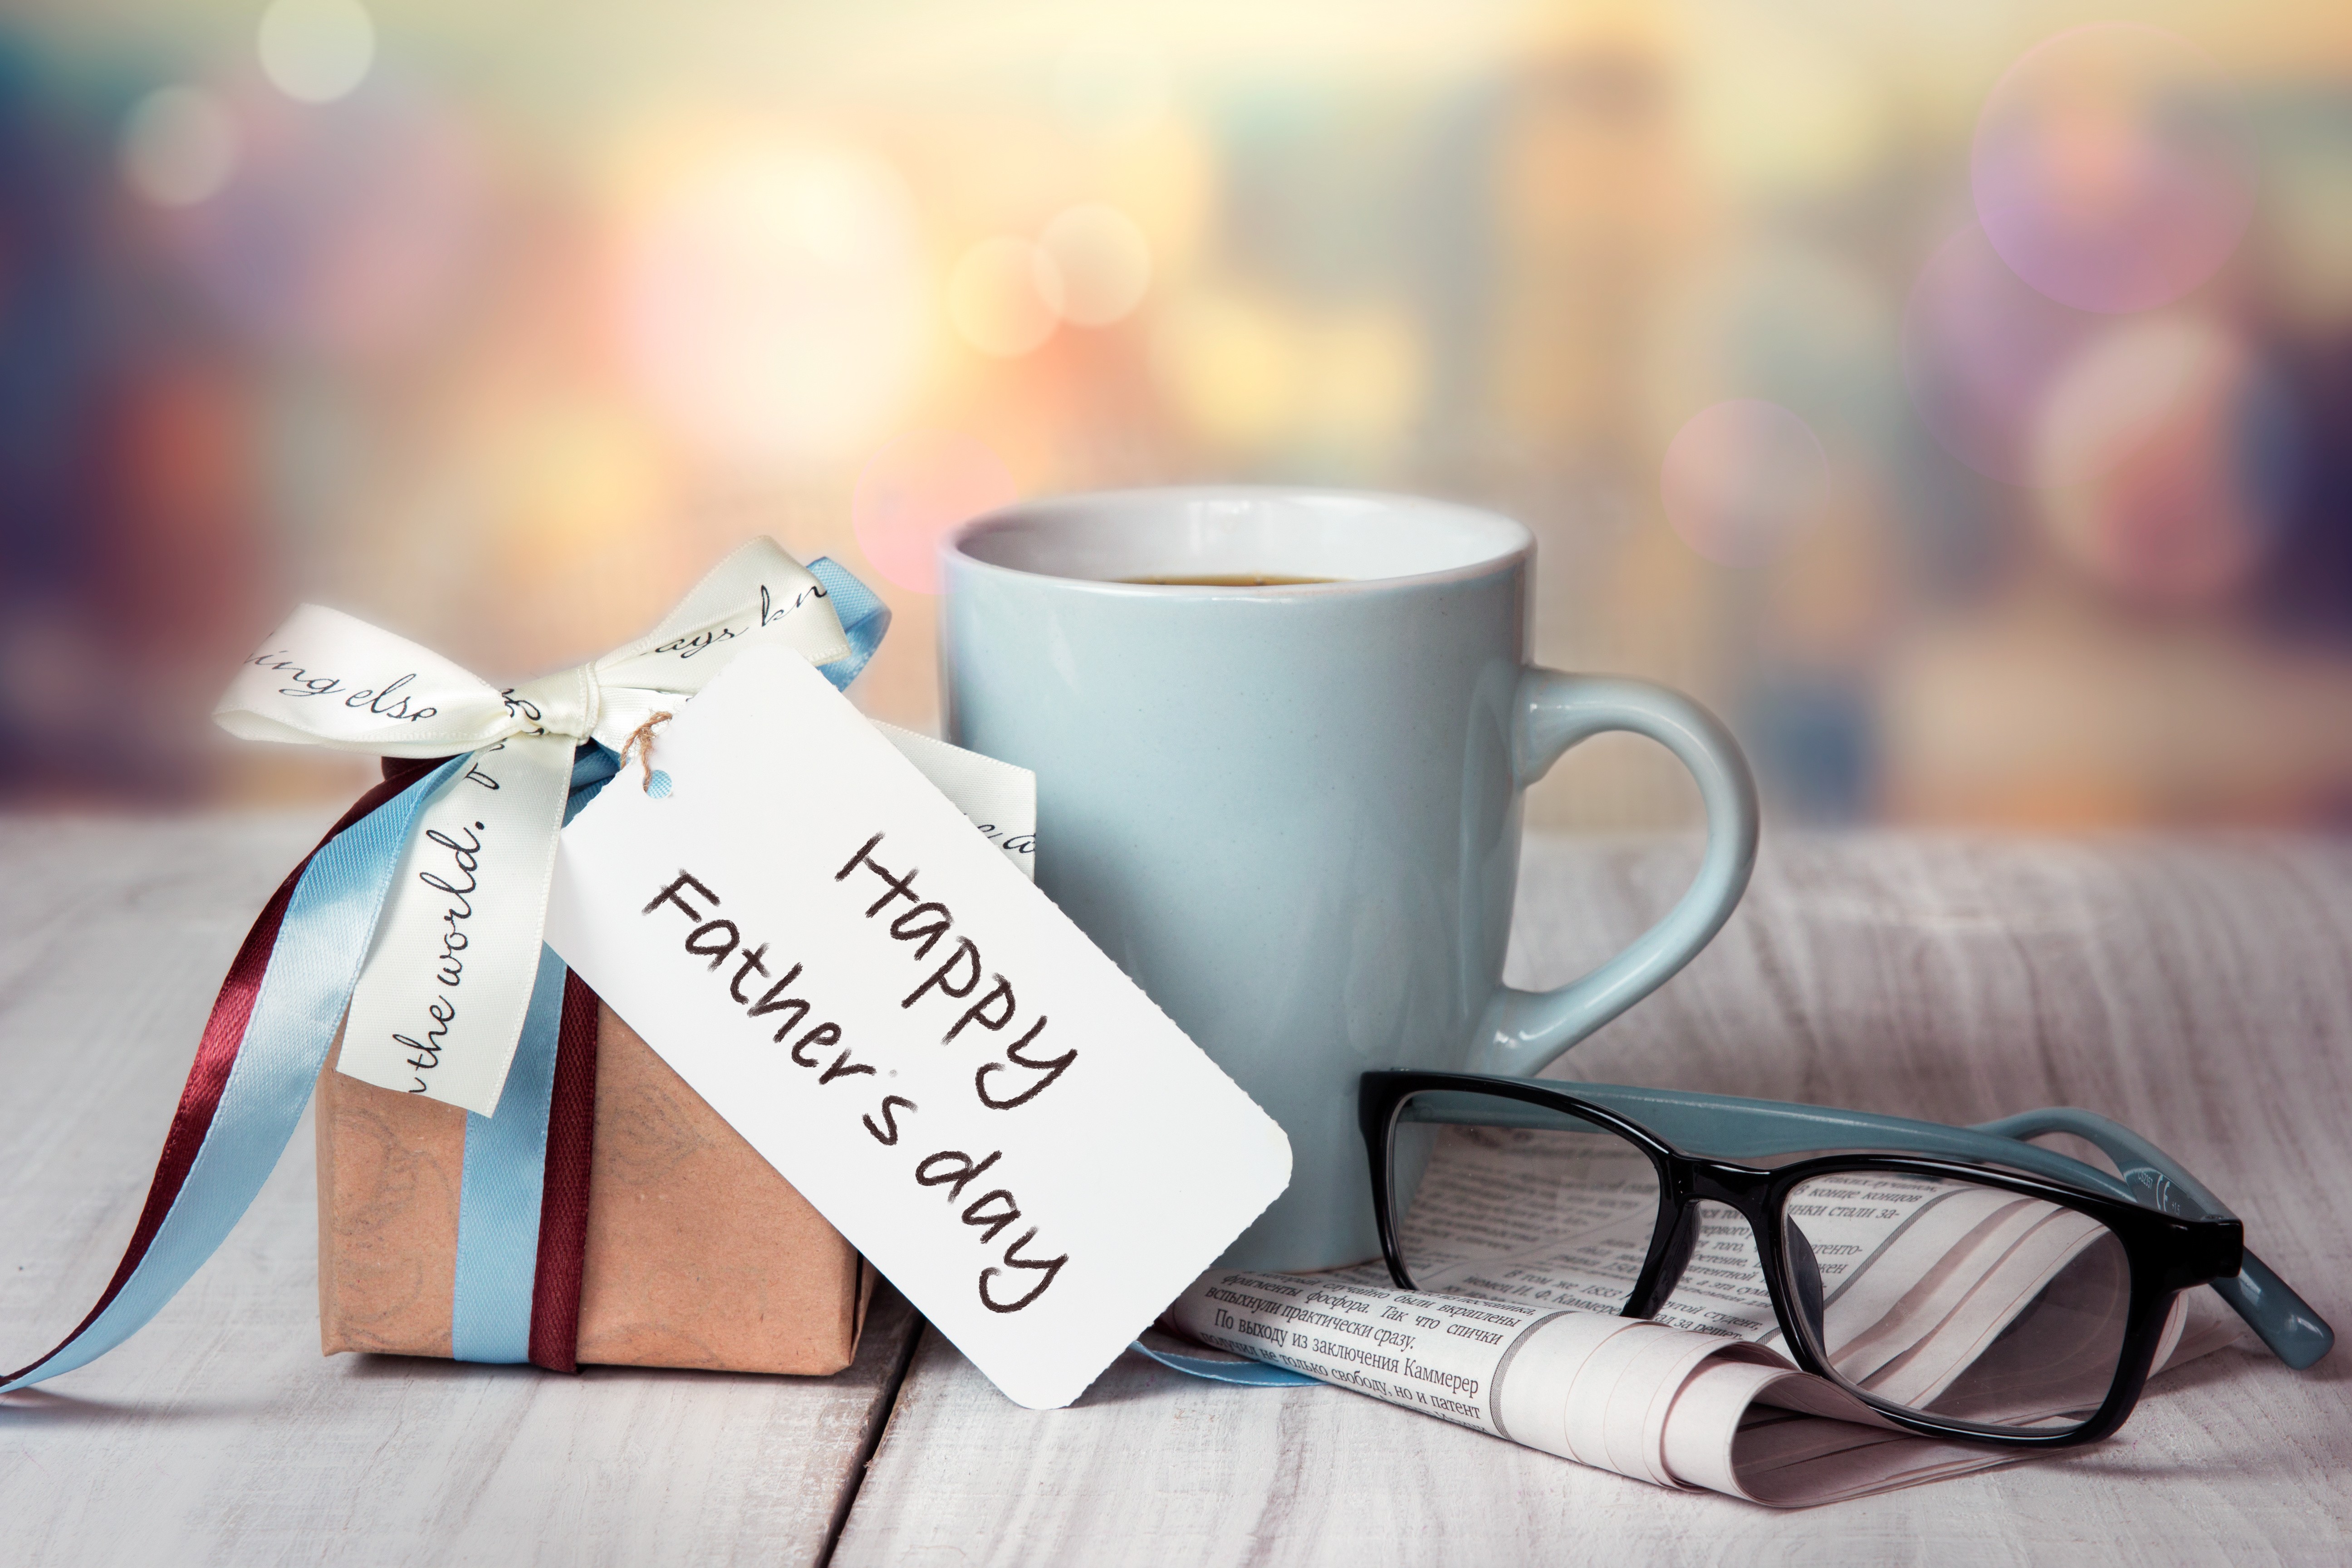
[{"x1": 543, "y1": 647, "x2": 1291, "y2": 1409}]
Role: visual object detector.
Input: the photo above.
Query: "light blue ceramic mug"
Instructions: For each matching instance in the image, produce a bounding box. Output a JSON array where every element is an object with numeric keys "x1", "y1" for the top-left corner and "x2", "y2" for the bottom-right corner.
[{"x1": 941, "y1": 488, "x2": 1758, "y2": 1270}]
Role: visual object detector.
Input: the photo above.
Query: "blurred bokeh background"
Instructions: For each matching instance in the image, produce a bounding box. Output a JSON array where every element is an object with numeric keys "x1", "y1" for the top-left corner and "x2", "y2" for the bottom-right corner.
[{"x1": 3, "y1": 0, "x2": 2350, "y2": 829}]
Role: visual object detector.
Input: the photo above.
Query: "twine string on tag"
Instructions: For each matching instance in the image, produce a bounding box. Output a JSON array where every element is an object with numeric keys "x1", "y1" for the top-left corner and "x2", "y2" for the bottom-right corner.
[{"x1": 620, "y1": 711, "x2": 674, "y2": 791}]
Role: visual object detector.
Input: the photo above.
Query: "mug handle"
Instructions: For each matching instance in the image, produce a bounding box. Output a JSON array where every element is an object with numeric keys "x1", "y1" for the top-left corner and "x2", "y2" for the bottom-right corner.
[{"x1": 1465, "y1": 669, "x2": 1759, "y2": 1078}]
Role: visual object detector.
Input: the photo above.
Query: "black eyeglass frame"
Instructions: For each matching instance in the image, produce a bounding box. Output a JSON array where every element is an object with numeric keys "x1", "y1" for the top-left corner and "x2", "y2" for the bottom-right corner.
[{"x1": 1359, "y1": 1069, "x2": 2252, "y2": 1449}]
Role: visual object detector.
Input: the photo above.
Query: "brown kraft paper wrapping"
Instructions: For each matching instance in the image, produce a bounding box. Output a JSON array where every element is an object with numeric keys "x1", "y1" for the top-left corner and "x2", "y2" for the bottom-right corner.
[{"x1": 317, "y1": 1002, "x2": 871, "y2": 1374}]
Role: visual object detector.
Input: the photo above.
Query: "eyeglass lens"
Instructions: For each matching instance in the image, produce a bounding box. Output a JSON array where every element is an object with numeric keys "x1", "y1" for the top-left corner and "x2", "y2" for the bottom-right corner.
[
  {"x1": 1780, "y1": 1171, "x2": 2135, "y2": 1433},
  {"x1": 1390, "y1": 1090, "x2": 2152, "y2": 1437},
  {"x1": 1390, "y1": 1090, "x2": 1664, "y2": 1315}
]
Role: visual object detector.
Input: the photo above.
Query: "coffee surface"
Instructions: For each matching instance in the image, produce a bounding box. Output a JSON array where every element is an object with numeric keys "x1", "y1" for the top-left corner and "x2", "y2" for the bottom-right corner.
[{"x1": 1119, "y1": 573, "x2": 1338, "y2": 586}]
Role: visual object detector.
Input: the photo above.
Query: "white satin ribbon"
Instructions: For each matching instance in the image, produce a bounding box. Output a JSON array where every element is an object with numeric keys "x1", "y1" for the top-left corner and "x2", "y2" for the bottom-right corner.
[{"x1": 216, "y1": 539, "x2": 858, "y2": 1116}]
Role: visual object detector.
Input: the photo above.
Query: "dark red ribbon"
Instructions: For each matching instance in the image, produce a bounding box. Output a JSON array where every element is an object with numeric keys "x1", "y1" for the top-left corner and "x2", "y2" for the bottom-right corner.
[
  {"x1": 529, "y1": 970, "x2": 602, "y2": 1373},
  {"x1": 5, "y1": 756, "x2": 599, "y2": 1385}
]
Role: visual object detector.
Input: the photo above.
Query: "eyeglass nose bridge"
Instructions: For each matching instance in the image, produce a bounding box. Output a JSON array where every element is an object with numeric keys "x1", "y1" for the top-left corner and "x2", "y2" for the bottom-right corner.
[
  {"x1": 1680, "y1": 1159, "x2": 1776, "y2": 1209},
  {"x1": 1631, "y1": 1159, "x2": 1779, "y2": 1315}
]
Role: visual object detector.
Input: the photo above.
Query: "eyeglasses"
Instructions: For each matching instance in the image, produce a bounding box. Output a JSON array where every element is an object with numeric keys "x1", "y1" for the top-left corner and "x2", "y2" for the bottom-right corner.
[{"x1": 1359, "y1": 1071, "x2": 2332, "y2": 1448}]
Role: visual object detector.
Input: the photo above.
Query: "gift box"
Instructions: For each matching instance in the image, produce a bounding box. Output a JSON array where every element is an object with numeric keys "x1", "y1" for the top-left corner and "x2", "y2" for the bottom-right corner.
[
  {"x1": 1, "y1": 541, "x2": 941, "y2": 1397},
  {"x1": 316, "y1": 1003, "x2": 873, "y2": 1375}
]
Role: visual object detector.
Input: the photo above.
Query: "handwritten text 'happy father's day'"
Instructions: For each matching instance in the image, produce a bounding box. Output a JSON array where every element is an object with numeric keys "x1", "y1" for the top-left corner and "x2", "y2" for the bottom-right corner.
[{"x1": 640, "y1": 832, "x2": 1075, "y2": 1313}]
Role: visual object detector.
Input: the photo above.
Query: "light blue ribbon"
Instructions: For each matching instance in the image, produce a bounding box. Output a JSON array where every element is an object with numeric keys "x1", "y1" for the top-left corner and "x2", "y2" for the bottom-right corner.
[
  {"x1": 811, "y1": 556, "x2": 890, "y2": 691},
  {"x1": 1, "y1": 756, "x2": 464, "y2": 1392},
  {"x1": 450, "y1": 944, "x2": 569, "y2": 1363},
  {"x1": 1129, "y1": 1335, "x2": 1318, "y2": 1387}
]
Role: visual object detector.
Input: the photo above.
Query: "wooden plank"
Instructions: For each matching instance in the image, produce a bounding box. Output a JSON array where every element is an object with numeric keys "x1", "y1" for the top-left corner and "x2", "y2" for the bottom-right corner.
[
  {"x1": 0, "y1": 813, "x2": 920, "y2": 1568},
  {"x1": 836, "y1": 833, "x2": 2352, "y2": 1564}
]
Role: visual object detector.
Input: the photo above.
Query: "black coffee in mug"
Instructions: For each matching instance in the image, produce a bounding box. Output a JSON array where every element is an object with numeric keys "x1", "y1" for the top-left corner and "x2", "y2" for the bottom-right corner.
[{"x1": 1119, "y1": 574, "x2": 1339, "y2": 586}]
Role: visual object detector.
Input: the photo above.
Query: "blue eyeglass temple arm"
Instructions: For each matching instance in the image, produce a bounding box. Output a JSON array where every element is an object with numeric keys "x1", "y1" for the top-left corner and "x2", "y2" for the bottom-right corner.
[
  {"x1": 1971, "y1": 1106, "x2": 2333, "y2": 1371},
  {"x1": 1423, "y1": 1080, "x2": 2334, "y2": 1372}
]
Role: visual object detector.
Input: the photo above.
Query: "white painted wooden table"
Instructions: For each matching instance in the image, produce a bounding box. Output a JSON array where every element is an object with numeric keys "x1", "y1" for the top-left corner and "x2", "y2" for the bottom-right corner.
[{"x1": 5, "y1": 816, "x2": 2347, "y2": 1565}]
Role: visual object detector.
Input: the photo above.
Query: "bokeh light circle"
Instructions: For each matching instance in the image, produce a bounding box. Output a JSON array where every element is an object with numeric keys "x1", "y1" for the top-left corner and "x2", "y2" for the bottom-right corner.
[
  {"x1": 1037, "y1": 204, "x2": 1151, "y2": 327},
  {"x1": 2039, "y1": 321, "x2": 2291, "y2": 608},
  {"x1": 1660, "y1": 400, "x2": 1829, "y2": 567},
  {"x1": 2031, "y1": 315, "x2": 2219, "y2": 490},
  {"x1": 617, "y1": 138, "x2": 924, "y2": 468},
  {"x1": 1902, "y1": 224, "x2": 2102, "y2": 485},
  {"x1": 949, "y1": 236, "x2": 1063, "y2": 358},
  {"x1": 1972, "y1": 24, "x2": 2257, "y2": 313},
  {"x1": 853, "y1": 431, "x2": 1018, "y2": 595},
  {"x1": 120, "y1": 87, "x2": 239, "y2": 207},
  {"x1": 257, "y1": 0, "x2": 377, "y2": 106}
]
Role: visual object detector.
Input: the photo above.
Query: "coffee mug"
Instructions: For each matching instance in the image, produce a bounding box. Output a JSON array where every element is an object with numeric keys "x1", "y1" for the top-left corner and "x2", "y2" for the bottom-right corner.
[{"x1": 940, "y1": 488, "x2": 1757, "y2": 1270}]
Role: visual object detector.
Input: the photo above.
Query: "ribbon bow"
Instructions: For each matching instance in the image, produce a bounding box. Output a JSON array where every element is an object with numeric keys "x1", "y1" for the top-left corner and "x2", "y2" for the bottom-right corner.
[{"x1": 215, "y1": 539, "x2": 882, "y2": 1116}]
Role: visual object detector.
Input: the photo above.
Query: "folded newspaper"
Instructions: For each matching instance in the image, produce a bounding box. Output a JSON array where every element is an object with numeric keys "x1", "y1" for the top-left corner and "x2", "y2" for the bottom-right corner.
[{"x1": 1163, "y1": 1129, "x2": 2241, "y2": 1507}]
